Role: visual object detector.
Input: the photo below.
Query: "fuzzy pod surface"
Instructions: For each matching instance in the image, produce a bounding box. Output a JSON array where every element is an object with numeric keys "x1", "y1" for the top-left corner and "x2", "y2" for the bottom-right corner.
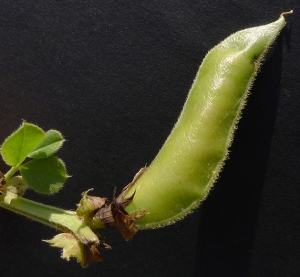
[{"x1": 125, "y1": 14, "x2": 290, "y2": 229}]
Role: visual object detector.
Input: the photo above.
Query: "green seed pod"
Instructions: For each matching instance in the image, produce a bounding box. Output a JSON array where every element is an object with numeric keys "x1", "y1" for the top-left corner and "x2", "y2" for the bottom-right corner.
[{"x1": 125, "y1": 13, "x2": 291, "y2": 229}]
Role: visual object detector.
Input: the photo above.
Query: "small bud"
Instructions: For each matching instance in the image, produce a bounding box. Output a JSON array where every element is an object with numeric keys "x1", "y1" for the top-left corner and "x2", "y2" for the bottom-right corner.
[
  {"x1": 5, "y1": 176, "x2": 28, "y2": 196},
  {"x1": 76, "y1": 189, "x2": 107, "y2": 216}
]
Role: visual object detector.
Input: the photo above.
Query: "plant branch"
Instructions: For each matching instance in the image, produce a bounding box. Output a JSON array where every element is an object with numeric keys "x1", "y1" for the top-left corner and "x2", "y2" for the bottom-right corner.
[
  {"x1": 4, "y1": 166, "x2": 20, "y2": 181},
  {"x1": 0, "y1": 194, "x2": 104, "y2": 244}
]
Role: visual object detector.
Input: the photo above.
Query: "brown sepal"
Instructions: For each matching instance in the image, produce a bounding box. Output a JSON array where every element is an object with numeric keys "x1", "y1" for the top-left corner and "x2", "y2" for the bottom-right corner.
[
  {"x1": 83, "y1": 243, "x2": 103, "y2": 267},
  {"x1": 111, "y1": 168, "x2": 147, "y2": 241},
  {"x1": 88, "y1": 195, "x2": 108, "y2": 211},
  {"x1": 97, "y1": 204, "x2": 115, "y2": 227},
  {"x1": 83, "y1": 238, "x2": 112, "y2": 267},
  {"x1": 96, "y1": 167, "x2": 147, "y2": 241},
  {"x1": 111, "y1": 197, "x2": 146, "y2": 241},
  {"x1": 115, "y1": 166, "x2": 147, "y2": 207}
]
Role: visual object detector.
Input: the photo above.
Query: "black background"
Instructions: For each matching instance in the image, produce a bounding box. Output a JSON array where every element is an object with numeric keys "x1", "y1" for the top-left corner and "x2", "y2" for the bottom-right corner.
[{"x1": 0, "y1": 1, "x2": 299, "y2": 276}]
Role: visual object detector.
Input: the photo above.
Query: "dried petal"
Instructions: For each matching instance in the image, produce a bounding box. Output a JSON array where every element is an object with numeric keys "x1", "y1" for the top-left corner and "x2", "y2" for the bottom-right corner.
[{"x1": 44, "y1": 233, "x2": 110, "y2": 267}]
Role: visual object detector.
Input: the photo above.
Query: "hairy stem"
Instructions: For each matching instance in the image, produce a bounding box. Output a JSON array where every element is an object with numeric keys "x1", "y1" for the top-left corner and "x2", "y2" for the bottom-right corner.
[
  {"x1": 4, "y1": 166, "x2": 20, "y2": 181},
  {"x1": 0, "y1": 194, "x2": 104, "y2": 243}
]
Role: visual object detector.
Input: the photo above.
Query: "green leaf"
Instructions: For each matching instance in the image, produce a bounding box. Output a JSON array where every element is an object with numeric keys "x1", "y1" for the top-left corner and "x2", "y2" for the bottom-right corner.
[
  {"x1": 20, "y1": 156, "x2": 68, "y2": 194},
  {"x1": 28, "y1": 130, "x2": 65, "y2": 159},
  {"x1": 1, "y1": 122, "x2": 46, "y2": 166}
]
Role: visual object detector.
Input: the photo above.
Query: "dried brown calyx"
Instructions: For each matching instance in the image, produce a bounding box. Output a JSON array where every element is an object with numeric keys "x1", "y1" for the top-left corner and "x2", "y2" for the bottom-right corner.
[
  {"x1": 68, "y1": 167, "x2": 147, "y2": 266},
  {"x1": 83, "y1": 235, "x2": 111, "y2": 266},
  {"x1": 96, "y1": 167, "x2": 147, "y2": 241}
]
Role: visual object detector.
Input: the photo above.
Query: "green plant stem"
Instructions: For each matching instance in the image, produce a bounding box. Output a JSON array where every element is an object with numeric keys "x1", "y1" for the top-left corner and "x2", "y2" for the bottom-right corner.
[
  {"x1": 4, "y1": 166, "x2": 20, "y2": 180},
  {"x1": 0, "y1": 194, "x2": 105, "y2": 243}
]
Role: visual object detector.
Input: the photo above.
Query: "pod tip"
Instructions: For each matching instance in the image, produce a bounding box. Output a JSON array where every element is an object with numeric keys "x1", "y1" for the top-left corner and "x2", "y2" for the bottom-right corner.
[{"x1": 280, "y1": 10, "x2": 293, "y2": 18}]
